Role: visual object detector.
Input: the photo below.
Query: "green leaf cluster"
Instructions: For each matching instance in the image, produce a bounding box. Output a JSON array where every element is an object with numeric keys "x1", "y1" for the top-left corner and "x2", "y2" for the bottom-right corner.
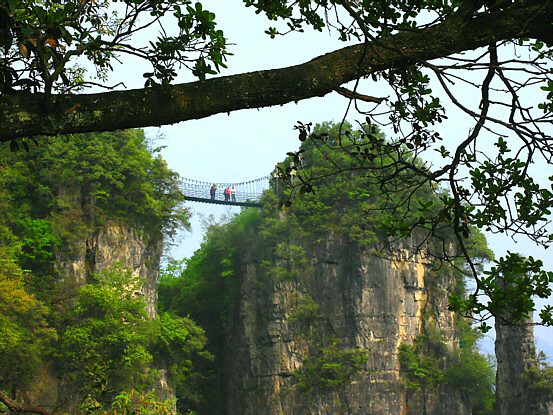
[
  {"x1": 81, "y1": 389, "x2": 177, "y2": 415},
  {"x1": 449, "y1": 253, "x2": 553, "y2": 329},
  {"x1": 399, "y1": 319, "x2": 495, "y2": 415},
  {"x1": 56, "y1": 266, "x2": 211, "y2": 406},
  {"x1": 444, "y1": 320, "x2": 495, "y2": 414},
  {"x1": 293, "y1": 339, "x2": 368, "y2": 394},
  {"x1": 0, "y1": 183, "x2": 57, "y2": 391},
  {"x1": 273, "y1": 122, "x2": 387, "y2": 246},
  {"x1": 524, "y1": 352, "x2": 553, "y2": 401},
  {"x1": 0, "y1": 129, "x2": 189, "y2": 243},
  {"x1": 398, "y1": 330, "x2": 446, "y2": 391},
  {"x1": 274, "y1": 121, "x2": 463, "y2": 253},
  {"x1": 245, "y1": 0, "x2": 462, "y2": 40},
  {"x1": 0, "y1": 252, "x2": 56, "y2": 390},
  {"x1": 469, "y1": 136, "x2": 553, "y2": 233},
  {"x1": 153, "y1": 312, "x2": 213, "y2": 404},
  {"x1": 289, "y1": 294, "x2": 321, "y2": 326},
  {"x1": 1, "y1": 0, "x2": 229, "y2": 94},
  {"x1": 57, "y1": 267, "x2": 157, "y2": 399}
]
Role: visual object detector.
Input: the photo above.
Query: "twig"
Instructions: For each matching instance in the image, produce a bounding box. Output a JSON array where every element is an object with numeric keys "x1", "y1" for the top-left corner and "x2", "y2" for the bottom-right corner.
[{"x1": 334, "y1": 87, "x2": 387, "y2": 104}]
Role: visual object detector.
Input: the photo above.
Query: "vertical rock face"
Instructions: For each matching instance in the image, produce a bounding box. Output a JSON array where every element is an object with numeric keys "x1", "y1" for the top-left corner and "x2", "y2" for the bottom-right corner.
[
  {"x1": 56, "y1": 223, "x2": 163, "y2": 317},
  {"x1": 224, "y1": 236, "x2": 468, "y2": 415},
  {"x1": 495, "y1": 319, "x2": 553, "y2": 415},
  {"x1": 495, "y1": 320, "x2": 535, "y2": 415}
]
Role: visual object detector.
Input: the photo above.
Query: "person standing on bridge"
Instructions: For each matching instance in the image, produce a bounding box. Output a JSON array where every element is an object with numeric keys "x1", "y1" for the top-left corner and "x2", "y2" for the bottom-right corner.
[
  {"x1": 210, "y1": 184, "x2": 217, "y2": 200},
  {"x1": 224, "y1": 186, "x2": 231, "y2": 202},
  {"x1": 231, "y1": 185, "x2": 236, "y2": 202}
]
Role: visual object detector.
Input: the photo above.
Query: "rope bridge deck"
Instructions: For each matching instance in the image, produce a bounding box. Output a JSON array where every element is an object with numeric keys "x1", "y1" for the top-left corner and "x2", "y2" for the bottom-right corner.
[{"x1": 180, "y1": 176, "x2": 270, "y2": 207}]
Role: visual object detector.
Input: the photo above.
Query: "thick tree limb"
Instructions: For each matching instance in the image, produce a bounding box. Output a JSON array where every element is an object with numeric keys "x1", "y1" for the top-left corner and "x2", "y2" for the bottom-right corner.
[
  {"x1": 0, "y1": 392, "x2": 52, "y2": 415},
  {"x1": 0, "y1": 1, "x2": 551, "y2": 141}
]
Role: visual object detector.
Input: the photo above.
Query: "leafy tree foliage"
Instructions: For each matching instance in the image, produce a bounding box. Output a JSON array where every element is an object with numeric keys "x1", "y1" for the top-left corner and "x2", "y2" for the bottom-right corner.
[
  {"x1": 293, "y1": 340, "x2": 368, "y2": 394},
  {"x1": 0, "y1": 249, "x2": 55, "y2": 393},
  {"x1": 0, "y1": 182, "x2": 57, "y2": 395},
  {"x1": 0, "y1": 0, "x2": 227, "y2": 95},
  {"x1": 57, "y1": 267, "x2": 210, "y2": 410},
  {"x1": 282, "y1": 121, "x2": 551, "y2": 328},
  {"x1": 153, "y1": 311, "x2": 213, "y2": 406},
  {"x1": 0, "y1": 129, "x2": 189, "y2": 241},
  {"x1": 524, "y1": 351, "x2": 553, "y2": 402},
  {"x1": 444, "y1": 321, "x2": 496, "y2": 414},
  {"x1": 399, "y1": 319, "x2": 495, "y2": 415},
  {"x1": 0, "y1": 130, "x2": 202, "y2": 414},
  {"x1": 86, "y1": 389, "x2": 177, "y2": 415},
  {"x1": 276, "y1": 122, "x2": 491, "y2": 260},
  {"x1": 57, "y1": 267, "x2": 157, "y2": 404}
]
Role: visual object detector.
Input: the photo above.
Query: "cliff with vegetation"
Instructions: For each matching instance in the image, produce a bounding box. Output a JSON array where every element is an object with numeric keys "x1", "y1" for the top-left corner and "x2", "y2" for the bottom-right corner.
[
  {"x1": 3, "y1": 124, "x2": 549, "y2": 415},
  {"x1": 160, "y1": 123, "x2": 496, "y2": 415},
  {"x1": 0, "y1": 130, "x2": 210, "y2": 414},
  {"x1": 495, "y1": 300, "x2": 553, "y2": 415},
  {"x1": 223, "y1": 235, "x2": 469, "y2": 414}
]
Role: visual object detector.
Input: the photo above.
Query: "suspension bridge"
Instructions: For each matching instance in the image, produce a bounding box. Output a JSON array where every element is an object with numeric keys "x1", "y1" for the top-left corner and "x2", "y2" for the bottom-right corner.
[{"x1": 180, "y1": 176, "x2": 271, "y2": 207}]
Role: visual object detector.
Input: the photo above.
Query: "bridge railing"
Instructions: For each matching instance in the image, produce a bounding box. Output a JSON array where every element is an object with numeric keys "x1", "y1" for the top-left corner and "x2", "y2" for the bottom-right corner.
[{"x1": 180, "y1": 176, "x2": 270, "y2": 205}]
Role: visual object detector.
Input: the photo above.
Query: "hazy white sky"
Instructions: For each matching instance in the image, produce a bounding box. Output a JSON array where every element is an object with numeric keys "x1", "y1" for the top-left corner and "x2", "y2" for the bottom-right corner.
[{"x1": 105, "y1": 2, "x2": 552, "y2": 356}]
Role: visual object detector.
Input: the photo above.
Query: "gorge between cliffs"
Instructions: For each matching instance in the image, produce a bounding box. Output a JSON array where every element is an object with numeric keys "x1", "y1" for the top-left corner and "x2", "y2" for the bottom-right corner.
[{"x1": 0, "y1": 125, "x2": 552, "y2": 415}]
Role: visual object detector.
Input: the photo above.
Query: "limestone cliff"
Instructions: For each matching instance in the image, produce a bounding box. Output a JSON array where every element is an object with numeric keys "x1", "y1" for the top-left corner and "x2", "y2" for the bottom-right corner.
[
  {"x1": 26, "y1": 222, "x2": 164, "y2": 411},
  {"x1": 223, "y1": 235, "x2": 468, "y2": 415},
  {"x1": 55, "y1": 223, "x2": 163, "y2": 317},
  {"x1": 496, "y1": 316, "x2": 553, "y2": 415},
  {"x1": 159, "y1": 122, "x2": 496, "y2": 414}
]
